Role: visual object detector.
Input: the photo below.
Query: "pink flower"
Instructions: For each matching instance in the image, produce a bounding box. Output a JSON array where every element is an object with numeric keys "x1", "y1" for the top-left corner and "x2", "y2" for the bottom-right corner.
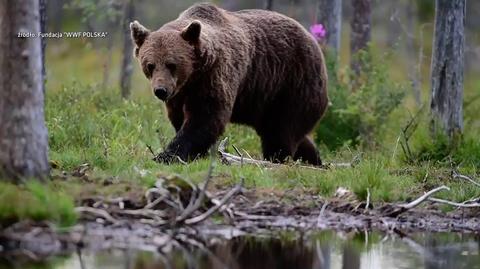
[{"x1": 310, "y1": 24, "x2": 326, "y2": 41}]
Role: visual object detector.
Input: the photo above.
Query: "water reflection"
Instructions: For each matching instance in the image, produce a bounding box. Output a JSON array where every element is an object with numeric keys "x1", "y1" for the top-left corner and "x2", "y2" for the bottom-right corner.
[{"x1": 2, "y1": 232, "x2": 479, "y2": 269}]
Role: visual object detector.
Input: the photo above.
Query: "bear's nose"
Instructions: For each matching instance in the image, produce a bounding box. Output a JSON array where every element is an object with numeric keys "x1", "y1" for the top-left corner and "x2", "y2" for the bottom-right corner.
[{"x1": 154, "y1": 87, "x2": 168, "y2": 101}]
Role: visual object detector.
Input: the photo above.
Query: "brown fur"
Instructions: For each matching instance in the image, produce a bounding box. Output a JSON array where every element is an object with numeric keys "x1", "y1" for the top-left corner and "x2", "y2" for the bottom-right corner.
[{"x1": 130, "y1": 3, "x2": 328, "y2": 165}]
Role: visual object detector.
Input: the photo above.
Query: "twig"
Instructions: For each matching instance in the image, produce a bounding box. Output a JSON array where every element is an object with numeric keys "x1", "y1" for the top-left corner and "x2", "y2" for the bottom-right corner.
[
  {"x1": 400, "y1": 106, "x2": 424, "y2": 162},
  {"x1": 427, "y1": 198, "x2": 480, "y2": 208},
  {"x1": 75, "y1": 206, "x2": 118, "y2": 224},
  {"x1": 144, "y1": 195, "x2": 167, "y2": 209},
  {"x1": 453, "y1": 172, "x2": 480, "y2": 188},
  {"x1": 232, "y1": 144, "x2": 244, "y2": 166},
  {"x1": 366, "y1": 188, "x2": 371, "y2": 210},
  {"x1": 392, "y1": 134, "x2": 401, "y2": 161},
  {"x1": 176, "y1": 155, "x2": 215, "y2": 222},
  {"x1": 316, "y1": 201, "x2": 329, "y2": 227},
  {"x1": 385, "y1": 186, "x2": 450, "y2": 217},
  {"x1": 218, "y1": 137, "x2": 329, "y2": 170},
  {"x1": 146, "y1": 144, "x2": 156, "y2": 157},
  {"x1": 233, "y1": 211, "x2": 276, "y2": 220},
  {"x1": 185, "y1": 180, "x2": 243, "y2": 225},
  {"x1": 400, "y1": 186, "x2": 450, "y2": 209}
]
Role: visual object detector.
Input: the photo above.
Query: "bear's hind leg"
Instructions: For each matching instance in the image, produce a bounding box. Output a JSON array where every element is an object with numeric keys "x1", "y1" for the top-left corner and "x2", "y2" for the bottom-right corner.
[{"x1": 293, "y1": 137, "x2": 322, "y2": 166}]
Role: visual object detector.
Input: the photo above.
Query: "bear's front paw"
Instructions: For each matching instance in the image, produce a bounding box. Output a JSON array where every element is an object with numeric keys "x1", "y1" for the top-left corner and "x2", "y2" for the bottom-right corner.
[{"x1": 153, "y1": 151, "x2": 186, "y2": 164}]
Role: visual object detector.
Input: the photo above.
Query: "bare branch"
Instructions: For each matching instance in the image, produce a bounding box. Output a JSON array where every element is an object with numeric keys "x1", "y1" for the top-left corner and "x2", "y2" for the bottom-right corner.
[
  {"x1": 176, "y1": 155, "x2": 215, "y2": 222},
  {"x1": 146, "y1": 144, "x2": 156, "y2": 157},
  {"x1": 453, "y1": 172, "x2": 480, "y2": 188},
  {"x1": 218, "y1": 137, "x2": 331, "y2": 170},
  {"x1": 185, "y1": 180, "x2": 243, "y2": 225},
  {"x1": 75, "y1": 206, "x2": 118, "y2": 224},
  {"x1": 400, "y1": 185, "x2": 450, "y2": 209},
  {"x1": 366, "y1": 188, "x2": 371, "y2": 210},
  {"x1": 384, "y1": 185, "x2": 450, "y2": 217},
  {"x1": 428, "y1": 197, "x2": 480, "y2": 208}
]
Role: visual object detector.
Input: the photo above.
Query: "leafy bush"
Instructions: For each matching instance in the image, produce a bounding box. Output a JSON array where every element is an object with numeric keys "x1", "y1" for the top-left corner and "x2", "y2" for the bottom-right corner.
[{"x1": 316, "y1": 49, "x2": 406, "y2": 151}]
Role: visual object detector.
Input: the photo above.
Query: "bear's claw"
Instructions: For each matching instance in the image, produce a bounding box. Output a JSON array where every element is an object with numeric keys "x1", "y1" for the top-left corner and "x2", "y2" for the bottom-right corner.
[{"x1": 153, "y1": 151, "x2": 184, "y2": 164}]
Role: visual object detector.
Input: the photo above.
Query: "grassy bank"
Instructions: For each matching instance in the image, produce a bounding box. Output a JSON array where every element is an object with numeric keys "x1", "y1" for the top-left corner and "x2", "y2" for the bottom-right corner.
[{"x1": 2, "y1": 82, "x2": 479, "y2": 226}]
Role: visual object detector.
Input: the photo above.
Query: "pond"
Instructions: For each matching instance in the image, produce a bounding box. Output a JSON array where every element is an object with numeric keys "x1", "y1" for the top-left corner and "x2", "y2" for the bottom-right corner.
[{"x1": 2, "y1": 231, "x2": 479, "y2": 269}]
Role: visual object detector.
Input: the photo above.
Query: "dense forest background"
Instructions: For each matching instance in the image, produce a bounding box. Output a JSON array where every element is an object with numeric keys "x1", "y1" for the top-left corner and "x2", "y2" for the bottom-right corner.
[{"x1": 44, "y1": 0, "x2": 480, "y2": 96}]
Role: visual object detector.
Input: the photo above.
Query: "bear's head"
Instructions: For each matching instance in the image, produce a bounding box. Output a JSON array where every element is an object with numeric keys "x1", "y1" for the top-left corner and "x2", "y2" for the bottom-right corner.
[{"x1": 130, "y1": 20, "x2": 202, "y2": 101}]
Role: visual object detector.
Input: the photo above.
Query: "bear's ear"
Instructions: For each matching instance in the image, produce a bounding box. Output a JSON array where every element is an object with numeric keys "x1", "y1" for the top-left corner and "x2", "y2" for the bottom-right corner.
[
  {"x1": 130, "y1": 20, "x2": 150, "y2": 49},
  {"x1": 181, "y1": 20, "x2": 202, "y2": 43}
]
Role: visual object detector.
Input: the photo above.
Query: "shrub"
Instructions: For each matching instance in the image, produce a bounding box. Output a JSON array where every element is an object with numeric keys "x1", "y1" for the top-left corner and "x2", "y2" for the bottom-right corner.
[
  {"x1": 406, "y1": 118, "x2": 480, "y2": 169},
  {"x1": 316, "y1": 49, "x2": 406, "y2": 151}
]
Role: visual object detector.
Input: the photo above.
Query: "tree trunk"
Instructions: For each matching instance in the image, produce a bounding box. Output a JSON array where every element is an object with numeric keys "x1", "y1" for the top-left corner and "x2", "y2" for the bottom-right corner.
[
  {"x1": 40, "y1": 0, "x2": 46, "y2": 93},
  {"x1": 406, "y1": 0, "x2": 422, "y2": 106},
  {"x1": 430, "y1": 0, "x2": 465, "y2": 139},
  {"x1": 265, "y1": 0, "x2": 273, "y2": 10},
  {"x1": 120, "y1": 0, "x2": 135, "y2": 99},
  {"x1": 0, "y1": 0, "x2": 49, "y2": 181},
  {"x1": 350, "y1": 0, "x2": 372, "y2": 76},
  {"x1": 316, "y1": 0, "x2": 342, "y2": 55}
]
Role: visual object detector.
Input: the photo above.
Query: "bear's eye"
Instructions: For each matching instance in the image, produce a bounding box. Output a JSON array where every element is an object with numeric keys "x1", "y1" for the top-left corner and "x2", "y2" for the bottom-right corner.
[
  {"x1": 146, "y1": 63, "x2": 155, "y2": 75},
  {"x1": 165, "y1": 63, "x2": 176, "y2": 75}
]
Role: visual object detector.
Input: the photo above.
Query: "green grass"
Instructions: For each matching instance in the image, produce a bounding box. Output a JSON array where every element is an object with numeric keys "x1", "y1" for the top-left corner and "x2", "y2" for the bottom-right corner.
[
  {"x1": 0, "y1": 181, "x2": 76, "y2": 227},
  {"x1": 42, "y1": 85, "x2": 480, "y2": 206}
]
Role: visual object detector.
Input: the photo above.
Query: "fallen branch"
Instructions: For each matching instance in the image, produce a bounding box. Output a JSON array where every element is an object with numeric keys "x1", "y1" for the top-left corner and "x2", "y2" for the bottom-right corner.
[
  {"x1": 75, "y1": 207, "x2": 118, "y2": 224},
  {"x1": 175, "y1": 156, "x2": 216, "y2": 223},
  {"x1": 218, "y1": 137, "x2": 333, "y2": 170},
  {"x1": 400, "y1": 185, "x2": 450, "y2": 209},
  {"x1": 453, "y1": 172, "x2": 480, "y2": 188},
  {"x1": 185, "y1": 180, "x2": 243, "y2": 225},
  {"x1": 384, "y1": 185, "x2": 450, "y2": 217},
  {"x1": 427, "y1": 197, "x2": 480, "y2": 208}
]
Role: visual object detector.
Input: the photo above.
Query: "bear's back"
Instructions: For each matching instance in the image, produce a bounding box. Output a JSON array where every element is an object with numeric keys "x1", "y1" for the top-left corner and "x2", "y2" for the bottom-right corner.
[{"x1": 179, "y1": 3, "x2": 228, "y2": 25}]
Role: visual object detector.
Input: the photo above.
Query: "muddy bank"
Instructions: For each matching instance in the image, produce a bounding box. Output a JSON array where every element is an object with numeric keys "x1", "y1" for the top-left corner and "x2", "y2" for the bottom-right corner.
[{"x1": 1, "y1": 188, "x2": 479, "y2": 260}]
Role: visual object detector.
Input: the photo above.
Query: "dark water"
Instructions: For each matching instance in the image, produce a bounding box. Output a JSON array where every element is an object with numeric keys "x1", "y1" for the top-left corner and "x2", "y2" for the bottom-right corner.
[{"x1": 2, "y1": 232, "x2": 479, "y2": 269}]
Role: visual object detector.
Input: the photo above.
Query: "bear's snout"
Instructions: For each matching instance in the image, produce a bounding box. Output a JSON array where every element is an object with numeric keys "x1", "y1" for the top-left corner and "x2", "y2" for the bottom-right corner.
[{"x1": 154, "y1": 87, "x2": 169, "y2": 101}]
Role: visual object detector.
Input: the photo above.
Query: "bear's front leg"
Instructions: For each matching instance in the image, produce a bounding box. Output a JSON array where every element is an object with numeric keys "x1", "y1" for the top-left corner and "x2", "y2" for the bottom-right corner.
[{"x1": 155, "y1": 97, "x2": 231, "y2": 163}]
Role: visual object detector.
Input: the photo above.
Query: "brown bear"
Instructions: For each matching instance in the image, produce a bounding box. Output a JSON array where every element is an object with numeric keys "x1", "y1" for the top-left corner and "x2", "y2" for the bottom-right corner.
[{"x1": 130, "y1": 3, "x2": 328, "y2": 165}]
